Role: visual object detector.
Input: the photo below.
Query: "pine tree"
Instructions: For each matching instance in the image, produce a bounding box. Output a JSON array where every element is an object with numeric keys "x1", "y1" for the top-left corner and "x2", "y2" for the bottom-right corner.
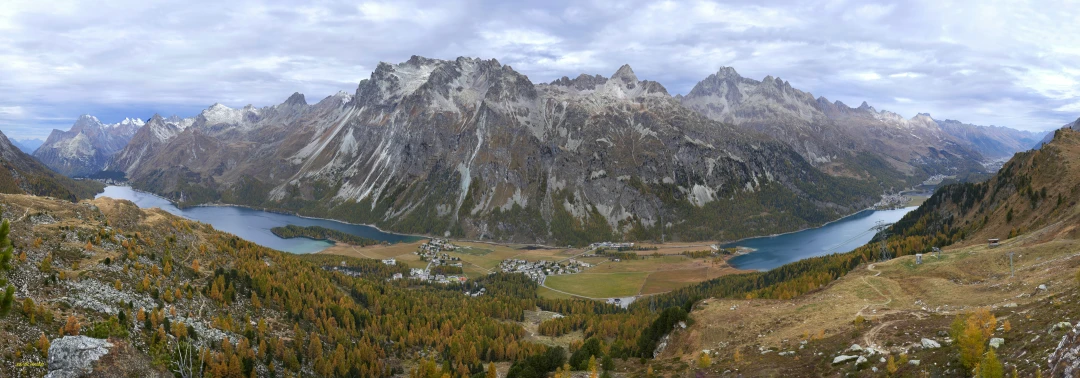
[
  {"x1": 37, "y1": 333, "x2": 50, "y2": 356},
  {"x1": 977, "y1": 349, "x2": 1003, "y2": 378},
  {"x1": 0, "y1": 218, "x2": 15, "y2": 316},
  {"x1": 697, "y1": 352, "x2": 712, "y2": 368},
  {"x1": 886, "y1": 355, "x2": 898, "y2": 374},
  {"x1": 63, "y1": 315, "x2": 81, "y2": 336},
  {"x1": 487, "y1": 362, "x2": 497, "y2": 378}
]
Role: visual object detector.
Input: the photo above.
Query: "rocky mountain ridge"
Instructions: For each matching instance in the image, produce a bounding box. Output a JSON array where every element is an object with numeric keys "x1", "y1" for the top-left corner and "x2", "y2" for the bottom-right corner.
[
  {"x1": 33, "y1": 115, "x2": 143, "y2": 177},
  {"x1": 104, "y1": 56, "x2": 1054, "y2": 245},
  {"x1": 109, "y1": 56, "x2": 885, "y2": 245},
  {"x1": 679, "y1": 66, "x2": 1044, "y2": 178}
]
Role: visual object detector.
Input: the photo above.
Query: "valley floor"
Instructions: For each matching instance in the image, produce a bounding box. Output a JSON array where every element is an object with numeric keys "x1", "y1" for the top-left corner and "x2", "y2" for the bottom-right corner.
[{"x1": 318, "y1": 240, "x2": 747, "y2": 301}]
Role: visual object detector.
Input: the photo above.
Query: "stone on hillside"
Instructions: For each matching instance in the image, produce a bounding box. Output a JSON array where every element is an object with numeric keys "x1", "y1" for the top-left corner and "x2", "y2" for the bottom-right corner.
[
  {"x1": 1038, "y1": 284, "x2": 1048, "y2": 291},
  {"x1": 921, "y1": 338, "x2": 941, "y2": 349},
  {"x1": 909, "y1": 360, "x2": 921, "y2": 366},
  {"x1": 832, "y1": 355, "x2": 858, "y2": 364},
  {"x1": 848, "y1": 344, "x2": 863, "y2": 352},
  {"x1": 1053, "y1": 322, "x2": 1074, "y2": 333},
  {"x1": 856, "y1": 356, "x2": 868, "y2": 365},
  {"x1": 989, "y1": 338, "x2": 1004, "y2": 349},
  {"x1": 46, "y1": 336, "x2": 114, "y2": 378}
]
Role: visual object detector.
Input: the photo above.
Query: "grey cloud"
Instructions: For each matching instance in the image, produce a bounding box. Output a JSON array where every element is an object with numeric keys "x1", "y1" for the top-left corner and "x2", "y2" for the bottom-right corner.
[{"x1": 1, "y1": 0, "x2": 1078, "y2": 140}]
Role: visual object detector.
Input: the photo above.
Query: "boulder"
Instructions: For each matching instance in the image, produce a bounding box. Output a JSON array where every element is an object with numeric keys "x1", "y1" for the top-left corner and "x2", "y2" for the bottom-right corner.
[
  {"x1": 856, "y1": 356, "x2": 868, "y2": 365},
  {"x1": 832, "y1": 355, "x2": 858, "y2": 364},
  {"x1": 1053, "y1": 322, "x2": 1074, "y2": 332},
  {"x1": 921, "y1": 338, "x2": 941, "y2": 349},
  {"x1": 909, "y1": 360, "x2": 921, "y2": 366},
  {"x1": 848, "y1": 344, "x2": 863, "y2": 353},
  {"x1": 46, "y1": 336, "x2": 114, "y2": 378},
  {"x1": 989, "y1": 338, "x2": 1004, "y2": 349}
]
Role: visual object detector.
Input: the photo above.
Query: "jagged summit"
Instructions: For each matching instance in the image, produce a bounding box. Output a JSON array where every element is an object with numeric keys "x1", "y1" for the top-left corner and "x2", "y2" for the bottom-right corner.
[
  {"x1": 284, "y1": 92, "x2": 307, "y2": 106},
  {"x1": 611, "y1": 64, "x2": 638, "y2": 83},
  {"x1": 715, "y1": 66, "x2": 740, "y2": 78}
]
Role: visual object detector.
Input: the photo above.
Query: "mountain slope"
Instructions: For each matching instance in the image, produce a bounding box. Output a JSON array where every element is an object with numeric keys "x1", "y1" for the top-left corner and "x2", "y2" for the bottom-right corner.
[
  {"x1": 887, "y1": 126, "x2": 1080, "y2": 252},
  {"x1": 11, "y1": 138, "x2": 43, "y2": 154},
  {"x1": 679, "y1": 67, "x2": 1033, "y2": 182},
  {"x1": 34, "y1": 115, "x2": 143, "y2": 177},
  {"x1": 934, "y1": 118, "x2": 1046, "y2": 159},
  {"x1": 112, "y1": 56, "x2": 885, "y2": 245},
  {"x1": 0, "y1": 129, "x2": 103, "y2": 200}
]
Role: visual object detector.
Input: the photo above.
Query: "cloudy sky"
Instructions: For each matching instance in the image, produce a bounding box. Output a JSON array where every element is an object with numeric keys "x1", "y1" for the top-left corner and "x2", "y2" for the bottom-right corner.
[{"x1": 2, "y1": 0, "x2": 1078, "y2": 140}]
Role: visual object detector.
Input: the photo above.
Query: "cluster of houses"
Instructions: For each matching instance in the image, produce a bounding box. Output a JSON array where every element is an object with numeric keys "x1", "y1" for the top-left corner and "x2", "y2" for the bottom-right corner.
[
  {"x1": 408, "y1": 268, "x2": 468, "y2": 284},
  {"x1": 874, "y1": 193, "x2": 908, "y2": 209},
  {"x1": 419, "y1": 238, "x2": 457, "y2": 253},
  {"x1": 588, "y1": 241, "x2": 635, "y2": 249},
  {"x1": 498, "y1": 258, "x2": 591, "y2": 283}
]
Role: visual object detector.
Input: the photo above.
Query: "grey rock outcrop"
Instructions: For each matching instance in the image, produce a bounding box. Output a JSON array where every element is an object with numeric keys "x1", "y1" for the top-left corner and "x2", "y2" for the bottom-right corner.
[
  {"x1": 1049, "y1": 324, "x2": 1080, "y2": 377},
  {"x1": 46, "y1": 336, "x2": 114, "y2": 378},
  {"x1": 832, "y1": 355, "x2": 858, "y2": 364},
  {"x1": 921, "y1": 338, "x2": 941, "y2": 349}
]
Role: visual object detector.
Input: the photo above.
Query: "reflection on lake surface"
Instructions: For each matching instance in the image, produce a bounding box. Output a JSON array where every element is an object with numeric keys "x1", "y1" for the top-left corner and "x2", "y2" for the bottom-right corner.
[
  {"x1": 95, "y1": 186, "x2": 419, "y2": 254},
  {"x1": 724, "y1": 207, "x2": 916, "y2": 271}
]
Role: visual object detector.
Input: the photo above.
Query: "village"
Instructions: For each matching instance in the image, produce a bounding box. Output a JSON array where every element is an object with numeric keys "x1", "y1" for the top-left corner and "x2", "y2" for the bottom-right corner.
[
  {"x1": 408, "y1": 238, "x2": 470, "y2": 285},
  {"x1": 498, "y1": 258, "x2": 592, "y2": 284}
]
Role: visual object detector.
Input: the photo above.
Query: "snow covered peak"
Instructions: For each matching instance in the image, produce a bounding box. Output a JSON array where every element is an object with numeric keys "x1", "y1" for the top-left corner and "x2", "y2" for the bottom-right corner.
[
  {"x1": 112, "y1": 117, "x2": 145, "y2": 129},
  {"x1": 200, "y1": 103, "x2": 244, "y2": 125},
  {"x1": 77, "y1": 114, "x2": 101, "y2": 123}
]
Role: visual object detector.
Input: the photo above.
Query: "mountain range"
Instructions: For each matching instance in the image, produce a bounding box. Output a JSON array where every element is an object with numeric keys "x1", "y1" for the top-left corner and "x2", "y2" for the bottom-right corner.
[
  {"x1": 90, "y1": 56, "x2": 1051, "y2": 245},
  {"x1": 0, "y1": 129, "x2": 103, "y2": 200},
  {"x1": 33, "y1": 115, "x2": 143, "y2": 177},
  {"x1": 10, "y1": 138, "x2": 43, "y2": 154},
  {"x1": 678, "y1": 67, "x2": 1044, "y2": 177}
]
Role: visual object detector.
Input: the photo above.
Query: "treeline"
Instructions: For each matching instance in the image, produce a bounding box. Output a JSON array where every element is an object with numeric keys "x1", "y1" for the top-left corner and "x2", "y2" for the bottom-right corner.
[
  {"x1": 594, "y1": 249, "x2": 643, "y2": 260},
  {"x1": 270, "y1": 225, "x2": 381, "y2": 247},
  {"x1": 680, "y1": 250, "x2": 716, "y2": 258}
]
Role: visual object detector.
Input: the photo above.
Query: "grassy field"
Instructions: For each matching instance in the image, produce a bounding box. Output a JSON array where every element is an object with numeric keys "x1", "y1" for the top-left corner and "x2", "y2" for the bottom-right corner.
[
  {"x1": 319, "y1": 236, "x2": 747, "y2": 298},
  {"x1": 544, "y1": 272, "x2": 649, "y2": 298}
]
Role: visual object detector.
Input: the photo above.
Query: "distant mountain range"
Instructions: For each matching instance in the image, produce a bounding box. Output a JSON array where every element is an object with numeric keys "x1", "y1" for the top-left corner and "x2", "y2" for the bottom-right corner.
[
  {"x1": 90, "y1": 56, "x2": 1052, "y2": 244},
  {"x1": 678, "y1": 67, "x2": 1046, "y2": 177},
  {"x1": 33, "y1": 115, "x2": 143, "y2": 177},
  {"x1": 10, "y1": 138, "x2": 43, "y2": 154},
  {"x1": 0, "y1": 129, "x2": 102, "y2": 200}
]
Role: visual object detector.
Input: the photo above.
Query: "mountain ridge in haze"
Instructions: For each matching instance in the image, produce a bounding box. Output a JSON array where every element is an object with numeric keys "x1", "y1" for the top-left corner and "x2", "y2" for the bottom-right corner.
[{"x1": 33, "y1": 115, "x2": 143, "y2": 177}]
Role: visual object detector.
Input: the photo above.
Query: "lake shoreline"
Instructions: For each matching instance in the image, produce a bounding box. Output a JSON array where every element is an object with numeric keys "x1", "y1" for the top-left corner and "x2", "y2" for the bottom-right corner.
[
  {"x1": 719, "y1": 206, "x2": 915, "y2": 247},
  {"x1": 97, "y1": 184, "x2": 423, "y2": 241}
]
